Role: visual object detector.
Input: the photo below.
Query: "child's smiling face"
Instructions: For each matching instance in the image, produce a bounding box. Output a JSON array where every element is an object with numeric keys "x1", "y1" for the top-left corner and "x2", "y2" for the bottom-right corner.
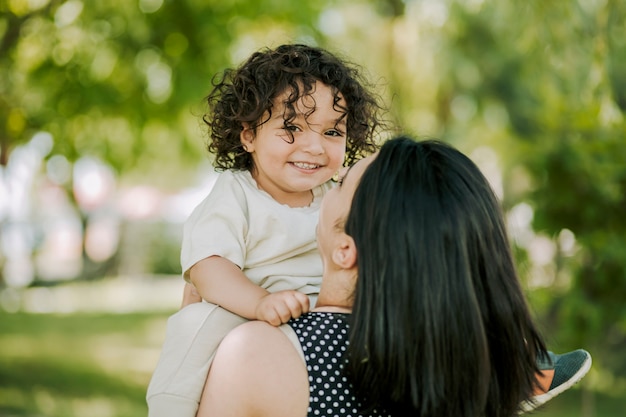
[{"x1": 240, "y1": 81, "x2": 347, "y2": 207}]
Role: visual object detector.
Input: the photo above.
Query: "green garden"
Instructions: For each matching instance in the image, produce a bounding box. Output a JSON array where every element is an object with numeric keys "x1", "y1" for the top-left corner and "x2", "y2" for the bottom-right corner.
[{"x1": 2, "y1": 1, "x2": 625, "y2": 416}]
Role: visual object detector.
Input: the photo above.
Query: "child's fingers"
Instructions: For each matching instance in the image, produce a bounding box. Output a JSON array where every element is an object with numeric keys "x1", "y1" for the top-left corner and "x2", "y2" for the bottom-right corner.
[
  {"x1": 295, "y1": 291, "x2": 310, "y2": 312},
  {"x1": 265, "y1": 312, "x2": 283, "y2": 327},
  {"x1": 272, "y1": 301, "x2": 294, "y2": 324},
  {"x1": 257, "y1": 291, "x2": 311, "y2": 325},
  {"x1": 284, "y1": 292, "x2": 310, "y2": 317},
  {"x1": 270, "y1": 293, "x2": 306, "y2": 324},
  {"x1": 257, "y1": 303, "x2": 284, "y2": 326}
]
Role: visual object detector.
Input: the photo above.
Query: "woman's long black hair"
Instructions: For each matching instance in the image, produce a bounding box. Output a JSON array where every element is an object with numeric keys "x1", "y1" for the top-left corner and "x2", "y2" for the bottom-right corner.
[{"x1": 344, "y1": 136, "x2": 547, "y2": 417}]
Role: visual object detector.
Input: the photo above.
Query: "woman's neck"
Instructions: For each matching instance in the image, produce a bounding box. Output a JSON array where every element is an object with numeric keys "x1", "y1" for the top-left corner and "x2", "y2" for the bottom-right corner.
[
  {"x1": 312, "y1": 304, "x2": 352, "y2": 314},
  {"x1": 314, "y1": 269, "x2": 355, "y2": 314}
]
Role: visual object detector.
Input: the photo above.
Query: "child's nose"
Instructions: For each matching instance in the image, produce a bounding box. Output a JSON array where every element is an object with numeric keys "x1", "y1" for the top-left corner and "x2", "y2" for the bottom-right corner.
[{"x1": 300, "y1": 130, "x2": 324, "y2": 154}]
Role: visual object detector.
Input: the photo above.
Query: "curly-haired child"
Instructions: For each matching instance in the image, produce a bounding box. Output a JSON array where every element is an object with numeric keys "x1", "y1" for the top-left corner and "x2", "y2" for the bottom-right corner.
[{"x1": 146, "y1": 44, "x2": 387, "y2": 417}]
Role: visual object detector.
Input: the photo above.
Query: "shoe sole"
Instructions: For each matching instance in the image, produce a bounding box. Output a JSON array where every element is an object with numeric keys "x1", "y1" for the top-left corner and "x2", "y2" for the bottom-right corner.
[{"x1": 520, "y1": 351, "x2": 592, "y2": 414}]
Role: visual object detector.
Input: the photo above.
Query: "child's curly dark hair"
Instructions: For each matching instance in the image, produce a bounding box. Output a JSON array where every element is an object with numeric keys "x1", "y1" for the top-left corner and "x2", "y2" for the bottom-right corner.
[{"x1": 203, "y1": 44, "x2": 387, "y2": 171}]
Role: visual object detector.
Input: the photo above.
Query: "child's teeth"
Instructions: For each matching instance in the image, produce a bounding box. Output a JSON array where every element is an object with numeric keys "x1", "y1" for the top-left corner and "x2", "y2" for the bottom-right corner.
[{"x1": 294, "y1": 162, "x2": 318, "y2": 169}]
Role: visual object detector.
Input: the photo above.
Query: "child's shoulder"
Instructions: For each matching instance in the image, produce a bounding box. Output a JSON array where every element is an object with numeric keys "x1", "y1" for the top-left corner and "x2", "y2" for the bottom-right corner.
[
  {"x1": 188, "y1": 171, "x2": 256, "y2": 220},
  {"x1": 213, "y1": 169, "x2": 254, "y2": 190},
  {"x1": 209, "y1": 170, "x2": 268, "y2": 204}
]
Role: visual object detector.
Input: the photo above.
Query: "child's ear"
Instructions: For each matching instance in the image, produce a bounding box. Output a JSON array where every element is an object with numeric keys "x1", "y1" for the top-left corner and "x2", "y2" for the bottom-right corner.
[
  {"x1": 332, "y1": 234, "x2": 357, "y2": 269},
  {"x1": 240, "y1": 123, "x2": 255, "y2": 152}
]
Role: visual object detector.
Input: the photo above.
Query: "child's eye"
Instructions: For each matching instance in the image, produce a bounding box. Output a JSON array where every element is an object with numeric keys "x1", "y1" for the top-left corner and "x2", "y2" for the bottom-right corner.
[
  {"x1": 284, "y1": 124, "x2": 301, "y2": 132},
  {"x1": 325, "y1": 129, "x2": 345, "y2": 137}
]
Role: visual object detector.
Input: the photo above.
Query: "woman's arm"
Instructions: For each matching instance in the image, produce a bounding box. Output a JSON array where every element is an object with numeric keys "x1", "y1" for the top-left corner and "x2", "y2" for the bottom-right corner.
[{"x1": 197, "y1": 320, "x2": 309, "y2": 417}]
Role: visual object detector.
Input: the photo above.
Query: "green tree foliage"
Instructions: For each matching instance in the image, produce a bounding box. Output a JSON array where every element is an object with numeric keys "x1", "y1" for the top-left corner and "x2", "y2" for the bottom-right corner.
[
  {"x1": 328, "y1": 0, "x2": 625, "y2": 400},
  {"x1": 0, "y1": 0, "x2": 325, "y2": 182},
  {"x1": 426, "y1": 0, "x2": 626, "y2": 393},
  {"x1": 2, "y1": 0, "x2": 625, "y2": 405},
  {"x1": 0, "y1": 0, "x2": 328, "y2": 283}
]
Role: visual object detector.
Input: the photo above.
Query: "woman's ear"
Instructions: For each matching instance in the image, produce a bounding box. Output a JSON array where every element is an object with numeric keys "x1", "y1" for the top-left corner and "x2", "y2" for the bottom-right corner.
[
  {"x1": 240, "y1": 123, "x2": 255, "y2": 152},
  {"x1": 332, "y1": 234, "x2": 357, "y2": 269}
]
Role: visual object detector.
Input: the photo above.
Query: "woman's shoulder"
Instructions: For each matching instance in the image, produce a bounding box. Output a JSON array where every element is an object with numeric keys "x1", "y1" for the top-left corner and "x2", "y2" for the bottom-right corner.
[
  {"x1": 206, "y1": 320, "x2": 309, "y2": 416},
  {"x1": 220, "y1": 320, "x2": 298, "y2": 356},
  {"x1": 216, "y1": 320, "x2": 309, "y2": 383}
]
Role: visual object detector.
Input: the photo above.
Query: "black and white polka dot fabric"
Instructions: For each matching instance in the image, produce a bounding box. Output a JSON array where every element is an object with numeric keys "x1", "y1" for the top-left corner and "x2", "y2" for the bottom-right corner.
[{"x1": 289, "y1": 312, "x2": 389, "y2": 417}]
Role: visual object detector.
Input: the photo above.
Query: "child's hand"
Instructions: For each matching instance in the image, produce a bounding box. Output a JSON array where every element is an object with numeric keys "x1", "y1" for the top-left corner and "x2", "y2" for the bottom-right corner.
[{"x1": 255, "y1": 290, "x2": 310, "y2": 326}]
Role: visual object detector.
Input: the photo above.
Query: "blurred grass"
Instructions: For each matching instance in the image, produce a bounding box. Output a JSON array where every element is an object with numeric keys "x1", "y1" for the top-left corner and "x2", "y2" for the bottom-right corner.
[
  {"x1": 1, "y1": 310, "x2": 624, "y2": 417},
  {"x1": 0, "y1": 310, "x2": 172, "y2": 417}
]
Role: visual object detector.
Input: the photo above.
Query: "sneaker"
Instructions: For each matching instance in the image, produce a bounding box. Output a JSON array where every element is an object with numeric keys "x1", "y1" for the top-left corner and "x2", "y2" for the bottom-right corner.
[{"x1": 521, "y1": 349, "x2": 592, "y2": 413}]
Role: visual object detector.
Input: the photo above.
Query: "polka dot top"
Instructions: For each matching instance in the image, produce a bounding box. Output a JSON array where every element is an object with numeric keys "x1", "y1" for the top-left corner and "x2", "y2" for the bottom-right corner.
[{"x1": 289, "y1": 312, "x2": 390, "y2": 417}]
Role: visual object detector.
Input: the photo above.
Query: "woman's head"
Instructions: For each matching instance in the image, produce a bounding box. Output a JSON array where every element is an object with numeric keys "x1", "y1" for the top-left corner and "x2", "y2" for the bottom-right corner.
[
  {"x1": 205, "y1": 44, "x2": 385, "y2": 171},
  {"x1": 341, "y1": 136, "x2": 545, "y2": 417}
]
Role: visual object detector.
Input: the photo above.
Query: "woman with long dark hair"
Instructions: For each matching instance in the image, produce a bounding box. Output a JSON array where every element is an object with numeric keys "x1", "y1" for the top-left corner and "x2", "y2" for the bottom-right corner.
[
  {"x1": 345, "y1": 137, "x2": 544, "y2": 416},
  {"x1": 196, "y1": 136, "x2": 590, "y2": 417}
]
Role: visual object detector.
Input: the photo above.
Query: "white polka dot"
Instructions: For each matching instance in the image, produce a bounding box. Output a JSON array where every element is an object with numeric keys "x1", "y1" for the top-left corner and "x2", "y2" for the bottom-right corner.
[{"x1": 291, "y1": 313, "x2": 378, "y2": 417}]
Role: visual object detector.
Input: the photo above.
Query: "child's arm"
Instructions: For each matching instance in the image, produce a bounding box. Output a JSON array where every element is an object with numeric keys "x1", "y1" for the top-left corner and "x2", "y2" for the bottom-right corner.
[{"x1": 190, "y1": 255, "x2": 310, "y2": 326}]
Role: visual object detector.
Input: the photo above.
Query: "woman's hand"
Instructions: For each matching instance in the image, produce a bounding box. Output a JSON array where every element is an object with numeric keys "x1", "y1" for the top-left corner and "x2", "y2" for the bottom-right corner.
[{"x1": 181, "y1": 282, "x2": 203, "y2": 308}]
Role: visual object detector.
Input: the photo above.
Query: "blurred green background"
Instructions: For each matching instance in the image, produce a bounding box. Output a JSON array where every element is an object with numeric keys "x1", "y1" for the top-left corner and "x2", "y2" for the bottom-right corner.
[{"x1": 1, "y1": 0, "x2": 625, "y2": 416}]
